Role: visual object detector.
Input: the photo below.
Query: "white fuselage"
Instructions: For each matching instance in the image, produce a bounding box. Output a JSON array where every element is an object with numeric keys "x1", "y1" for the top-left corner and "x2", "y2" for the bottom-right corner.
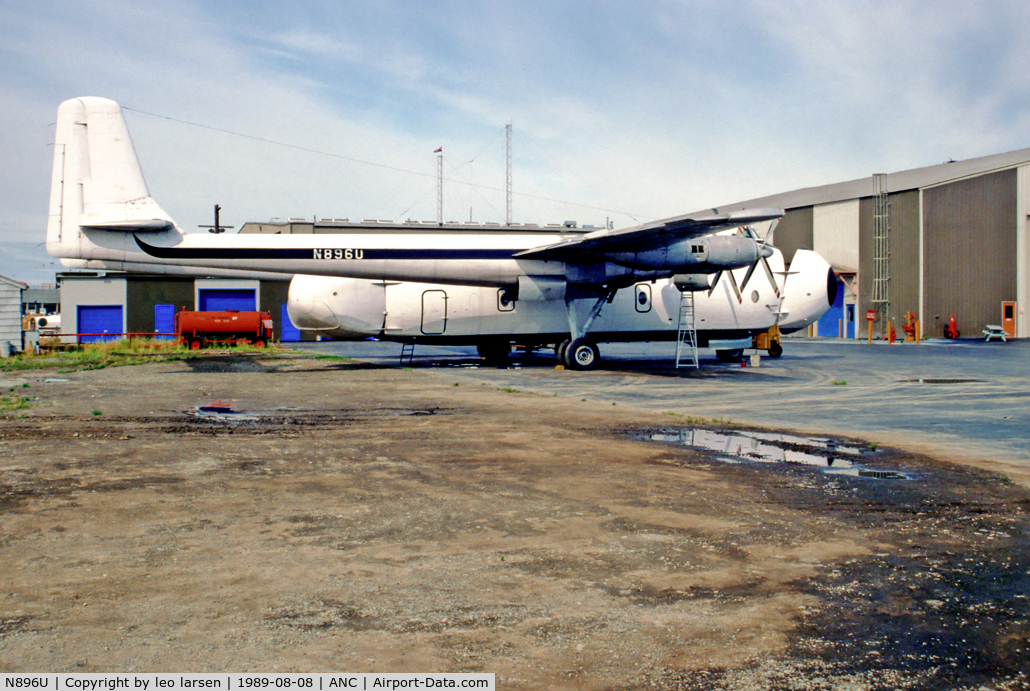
[{"x1": 287, "y1": 247, "x2": 834, "y2": 344}]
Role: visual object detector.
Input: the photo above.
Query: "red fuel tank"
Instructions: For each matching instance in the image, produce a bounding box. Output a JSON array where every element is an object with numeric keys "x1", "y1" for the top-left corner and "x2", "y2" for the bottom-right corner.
[{"x1": 175, "y1": 309, "x2": 273, "y2": 349}]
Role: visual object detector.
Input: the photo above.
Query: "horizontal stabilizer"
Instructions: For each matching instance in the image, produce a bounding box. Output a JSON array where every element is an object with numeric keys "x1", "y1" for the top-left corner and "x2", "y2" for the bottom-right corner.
[{"x1": 82, "y1": 219, "x2": 175, "y2": 232}]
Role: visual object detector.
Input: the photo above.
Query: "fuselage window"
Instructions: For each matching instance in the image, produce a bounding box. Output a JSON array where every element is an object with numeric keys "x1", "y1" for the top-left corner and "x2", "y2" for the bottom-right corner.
[
  {"x1": 634, "y1": 284, "x2": 652, "y2": 313},
  {"x1": 497, "y1": 288, "x2": 515, "y2": 312}
]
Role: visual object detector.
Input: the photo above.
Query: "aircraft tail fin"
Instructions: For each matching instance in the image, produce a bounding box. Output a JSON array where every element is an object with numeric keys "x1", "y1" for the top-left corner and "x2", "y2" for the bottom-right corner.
[{"x1": 47, "y1": 97, "x2": 177, "y2": 261}]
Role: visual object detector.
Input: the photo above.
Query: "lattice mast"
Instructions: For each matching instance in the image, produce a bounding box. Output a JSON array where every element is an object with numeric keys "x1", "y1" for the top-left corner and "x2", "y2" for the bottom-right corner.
[
  {"x1": 436, "y1": 148, "x2": 444, "y2": 226},
  {"x1": 505, "y1": 123, "x2": 513, "y2": 226}
]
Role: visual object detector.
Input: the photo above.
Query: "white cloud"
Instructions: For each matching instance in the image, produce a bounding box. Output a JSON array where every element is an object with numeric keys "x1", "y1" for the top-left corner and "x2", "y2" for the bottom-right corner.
[{"x1": 2, "y1": 0, "x2": 1029, "y2": 285}]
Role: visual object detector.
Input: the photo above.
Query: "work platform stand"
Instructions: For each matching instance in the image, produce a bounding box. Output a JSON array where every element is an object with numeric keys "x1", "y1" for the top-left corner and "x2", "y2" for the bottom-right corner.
[{"x1": 676, "y1": 290, "x2": 699, "y2": 368}]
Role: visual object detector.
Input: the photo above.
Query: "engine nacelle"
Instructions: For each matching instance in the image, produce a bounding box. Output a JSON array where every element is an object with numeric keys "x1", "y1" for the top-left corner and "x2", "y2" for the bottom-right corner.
[
  {"x1": 672, "y1": 274, "x2": 711, "y2": 292},
  {"x1": 604, "y1": 234, "x2": 770, "y2": 272}
]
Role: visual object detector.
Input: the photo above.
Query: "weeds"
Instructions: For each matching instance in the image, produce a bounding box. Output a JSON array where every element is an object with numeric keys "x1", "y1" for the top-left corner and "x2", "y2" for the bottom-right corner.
[
  {"x1": 0, "y1": 394, "x2": 33, "y2": 413},
  {"x1": 0, "y1": 339, "x2": 276, "y2": 373}
]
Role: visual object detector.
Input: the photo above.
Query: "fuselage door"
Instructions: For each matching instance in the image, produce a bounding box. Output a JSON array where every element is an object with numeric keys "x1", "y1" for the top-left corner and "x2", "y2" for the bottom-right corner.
[{"x1": 421, "y1": 289, "x2": 448, "y2": 334}]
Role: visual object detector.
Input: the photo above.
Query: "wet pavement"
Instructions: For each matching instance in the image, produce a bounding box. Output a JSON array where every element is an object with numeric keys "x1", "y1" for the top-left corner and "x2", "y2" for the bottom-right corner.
[{"x1": 295, "y1": 337, "x2": 1030, "y2": 482}]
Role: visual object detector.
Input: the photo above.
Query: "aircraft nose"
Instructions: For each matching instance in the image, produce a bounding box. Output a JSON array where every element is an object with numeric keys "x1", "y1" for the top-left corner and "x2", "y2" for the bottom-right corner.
[{"x1": 826, "y1": 267, "x2": 839, "y2": 307}]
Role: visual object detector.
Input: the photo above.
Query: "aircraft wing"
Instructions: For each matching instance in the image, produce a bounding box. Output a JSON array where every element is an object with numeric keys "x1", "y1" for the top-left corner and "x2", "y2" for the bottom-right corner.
[{"x1": 514, "y1": 207, "x2": 783, "y2": 261}]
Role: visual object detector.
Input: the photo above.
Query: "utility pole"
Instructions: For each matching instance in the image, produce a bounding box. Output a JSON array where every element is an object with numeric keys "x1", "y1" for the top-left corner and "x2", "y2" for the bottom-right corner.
[{"x1": 505, "y1": 123, "x2": 513, "y2": 226}]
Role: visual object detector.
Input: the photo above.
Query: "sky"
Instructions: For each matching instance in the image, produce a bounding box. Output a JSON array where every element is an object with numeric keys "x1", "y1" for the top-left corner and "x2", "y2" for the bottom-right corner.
[{"x1": 2, "y1": 0, "x2": 1029, "y2": 286}]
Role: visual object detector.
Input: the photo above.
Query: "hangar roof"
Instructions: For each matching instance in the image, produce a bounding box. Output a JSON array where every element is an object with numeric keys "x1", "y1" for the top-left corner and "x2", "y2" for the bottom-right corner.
[
  {"x1": 720, "y1": 146, "x2": 1030, "y2": 212},
  {"x1": 0, "y1": 274, "x2": 28, "y2": 290}
]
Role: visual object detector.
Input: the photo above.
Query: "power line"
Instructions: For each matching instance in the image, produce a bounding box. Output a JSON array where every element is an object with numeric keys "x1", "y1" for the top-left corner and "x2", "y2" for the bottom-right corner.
[{"x1": 121, "y1": 106, "x2": 652, "y2": 221}]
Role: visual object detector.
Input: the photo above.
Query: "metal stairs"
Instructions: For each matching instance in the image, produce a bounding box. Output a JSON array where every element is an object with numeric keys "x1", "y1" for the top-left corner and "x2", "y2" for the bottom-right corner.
[
  {"x1": 675, "y1": 290, "x2": 699, "y2": 368},
  {"x1": 399, "y1": 342, "x2": 415, "y2": 365}
]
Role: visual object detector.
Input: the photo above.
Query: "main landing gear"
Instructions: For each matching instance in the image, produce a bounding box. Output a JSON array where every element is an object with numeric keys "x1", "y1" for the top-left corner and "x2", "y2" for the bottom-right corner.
[
  {"x1": 556, "y1": 287, "x2": 618, "y2": 371},
  {"x1": 557, "y1": 337, "x2": 600, "y2": 370}
]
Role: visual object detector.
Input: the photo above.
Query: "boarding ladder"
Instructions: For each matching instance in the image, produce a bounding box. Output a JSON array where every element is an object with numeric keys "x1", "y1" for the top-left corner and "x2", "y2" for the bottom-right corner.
[
  {"x1": 399, "y1": 342, "x2": 415, "y2": 366},
  {"x1": 675, "y1": 290, "x2": 699, "y2": 368}
]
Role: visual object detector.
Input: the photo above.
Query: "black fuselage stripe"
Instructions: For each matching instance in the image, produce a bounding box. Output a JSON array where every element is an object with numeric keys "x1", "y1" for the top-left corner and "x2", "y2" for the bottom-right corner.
[{"x1": 134, "y1": 237, "x2": 518, "y2": 260}]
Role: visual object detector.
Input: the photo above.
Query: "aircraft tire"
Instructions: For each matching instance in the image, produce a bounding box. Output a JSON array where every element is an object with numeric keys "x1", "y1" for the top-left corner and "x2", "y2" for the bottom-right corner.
[
  {"x1": 564, "y1": 338, "x2": 600, "y2": 370},
  {"x1": 556, "y1": 338, "x2": 572, "y2": 365},
  {"x1": 716, "y1": 348, "x2": 743, "y2": 362},
  {"x1": 768, "y1": 341, "x2": 783, "y2": 358},
  {"x1": 477, "y1": 340, "x2": 511, "y2": 364}
]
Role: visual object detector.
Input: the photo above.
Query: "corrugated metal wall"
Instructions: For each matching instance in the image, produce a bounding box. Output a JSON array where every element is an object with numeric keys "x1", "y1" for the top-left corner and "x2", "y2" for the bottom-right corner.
[
  {"x1": 813, "y1": 200, "x2": 859, "y2": 272},
  {"x1": 772, "y1": 206, "x2": 813, "y2": 263},
  {"x1": 923, "y1": 169, "x2": 1017, "y2": 338},
  {"x1": 126, "y1": 277, "x2": 194, "y2": 335},
  {"x1": 1017, "y1": 165, "x2": 1029, "y2": 338},
  {"x1": 857, "y1": 190, "x2": 921, "y2": 336},
  {"x1": 0, "y1": 282, "x2": 23, "y2": 350}
]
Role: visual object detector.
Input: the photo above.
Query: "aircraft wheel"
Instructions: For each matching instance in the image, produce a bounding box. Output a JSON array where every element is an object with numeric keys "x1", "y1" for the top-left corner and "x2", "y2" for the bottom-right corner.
[
  {"x1": 556, "y1": 338, "x2": 572, "y2": 365},
  {"x1": 564, "y1": 338, "x2": 599, "y2": 370},
  {"x1": 768, "y1": 341, "x2": 783, "y2": 358},
  {"x1": 477, "y1": 340, "x2": 511, "y2": 364},
  {"x1": 716, "y1": 348, "x2": 743, "y2": 362}
]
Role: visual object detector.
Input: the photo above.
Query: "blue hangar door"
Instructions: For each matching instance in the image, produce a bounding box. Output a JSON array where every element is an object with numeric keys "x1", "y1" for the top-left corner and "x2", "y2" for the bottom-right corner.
[
  {"x1": 198, "y1": 289, "x2": 256, "y2": 312},
  {"x1": 77, "y1": 305, "x2": 123, "y2": 343},
  {"x1": 280, "y1": 304, "x2": 301, "y2": 342},
  {"x1": 154, "y1": 304, "x2": 175, "y2": 340}
]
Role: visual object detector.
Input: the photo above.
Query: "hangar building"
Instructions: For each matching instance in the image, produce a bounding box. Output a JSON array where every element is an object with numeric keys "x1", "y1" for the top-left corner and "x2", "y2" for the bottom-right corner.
[
  {"x1": 0, "y1": 274, "x2": 27, "y2": 356},
  {"x1": 57, "y1": 273, "x2": 299, "y2": 344},
  {"x1": 53, "y1": 147, "x2": 1030, "y2": 345},
  {"x1": 732, "y1": 147, "x2": 1030, "y2": 340}
]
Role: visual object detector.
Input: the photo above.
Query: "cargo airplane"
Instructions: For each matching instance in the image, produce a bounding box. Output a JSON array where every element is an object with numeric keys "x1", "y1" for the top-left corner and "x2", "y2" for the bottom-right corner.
[{"x1": 46, "y1": 97, "x2": 835, "y2": 369}]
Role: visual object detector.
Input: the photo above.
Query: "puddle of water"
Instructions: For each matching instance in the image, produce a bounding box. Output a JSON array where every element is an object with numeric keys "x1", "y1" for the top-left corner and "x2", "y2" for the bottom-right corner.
[
  {"x1": 188, "y1": 403, "x2": 260, "y2": 422},
  {"x1": 642, "y1": 428, "x2": 907, "y2": 480},
  {"x1": 646, "y1": 429, "x2": 859, "y2": 468}
]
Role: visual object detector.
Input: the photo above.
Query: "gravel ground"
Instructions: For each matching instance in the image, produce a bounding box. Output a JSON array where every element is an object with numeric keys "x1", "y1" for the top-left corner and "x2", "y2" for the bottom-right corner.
[{"x1": 1, "y1": 350, "x2": 1028, "y2": 690}]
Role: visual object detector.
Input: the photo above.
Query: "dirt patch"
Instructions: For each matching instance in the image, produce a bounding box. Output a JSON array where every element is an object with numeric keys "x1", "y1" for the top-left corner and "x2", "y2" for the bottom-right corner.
[{"x1": 0, "y1": 352, "x2": 1027, "y2": 689}]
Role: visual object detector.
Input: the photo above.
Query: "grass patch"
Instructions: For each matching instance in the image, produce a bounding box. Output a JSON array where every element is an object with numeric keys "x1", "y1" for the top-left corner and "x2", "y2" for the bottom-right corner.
[
  {"x1": 498, "y1": 387, "x2": 521, "y2": 394},
  {"x1": 832, "y1": 380, "x2": 848, "y2": 386},
  {"x1": 0, "y1": 394, "x2": 34, "y2": 413},
  {"x1": 0, "y1": 339, "x2": 277, "y2": 373}
]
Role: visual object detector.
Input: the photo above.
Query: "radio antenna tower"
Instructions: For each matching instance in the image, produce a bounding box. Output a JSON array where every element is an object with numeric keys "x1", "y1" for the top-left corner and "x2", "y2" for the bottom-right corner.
[
  {"x1": 436, "y1": 147, "x2": 444, "y2": 225},
  {"x1": 505, "y1": 123, "x2": 513, "y2": 226}
]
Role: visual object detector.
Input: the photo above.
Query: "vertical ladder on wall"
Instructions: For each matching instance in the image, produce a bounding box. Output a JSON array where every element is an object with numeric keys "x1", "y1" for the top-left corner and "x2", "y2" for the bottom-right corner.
[
  {"x1": 675, "y1": 290, "x2": 699, "y2": 368},
  {"x1": 871, "y1": 173, "x2": 891, "y2": 337},
  {"x1": 399, "y1": 342, "x2": 415, "y2": 365}
]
